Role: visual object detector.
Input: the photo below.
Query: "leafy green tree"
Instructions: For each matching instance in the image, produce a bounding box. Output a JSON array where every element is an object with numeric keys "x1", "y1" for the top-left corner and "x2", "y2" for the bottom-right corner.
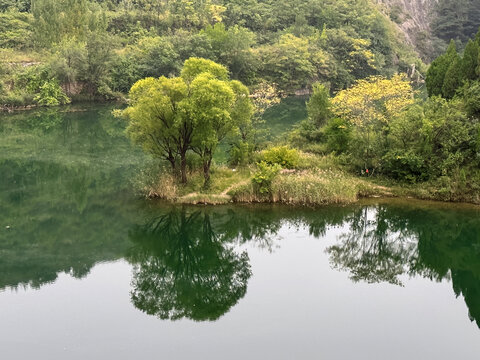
[
  {"x1": 124, "y1": 76, "x2": 187, "y2": 173},
  {"x1": 306, "y1": 83, "x2": 332, "y2": 127},
  {"x1": 180, "y1": 56, "x2": 228, "y2": 83},
  {"x1": 382, "y1": 105, "x2": 427, "y2": 182},
  {"x1": 442, "y1": 55, "x2": 463, "y2": 99},
  {"x1": 49, "y1": 39, "x2": 87, "y2": 95},
  {"x1": 432, "y1": 0, "x2": 480, "y2": 45},
  {"x1": 260, "y1": 34, "x2": 315, "y2": 92},
  {"x1": 332, "y1": 75, "x2": 415, "y2": 171},
  {"x1": 169, "y1": 30, "x2": 214, "y2": 62},
  {"x1": 461, "y1": 39, "x2": 479, "y2": 81},
  {"x1": 462, "y1": 80, "x2": 480, "y2": 117},
  {"x1": 123, "y1": 58, "x2": 252, "y2": 185},
  {"x1": 324, "y1": 117, "x2": 351, "y2": 154},
  {"x1": 0, "y1": 0, "x2": 30, "y2": 12},
  {"x1": 109, "y1": 53, "x2": 140, "y2": 93},
  {"x1": 426, "y1": 40, "x2": 458, "y2": 97},
  {"x1": 134, "y1": 37, "x2": 181, "y2": 79},
  {"x1": 202, "y1": 23, "x2": 257, "y2": 83},
  {"x1": 32, "y1": 0, "x2": 107, "y2": 47},
  {"x1": 82, "y1": 32, "x2": 115, "y2": 97},
  {"x1": 227, "y1": 79, "x2": 255, "y2": 166},
  {"x1": 189, "y1": 73, "x2": 235, "y2": 186}
]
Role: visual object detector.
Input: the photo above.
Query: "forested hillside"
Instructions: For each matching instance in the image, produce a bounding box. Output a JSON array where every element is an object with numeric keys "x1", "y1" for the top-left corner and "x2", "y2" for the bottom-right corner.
[
  {"x1": 378, "y1": 0, "x2": 480, "y2": 60},
  {"x1": 0, "y1": 0, "x2": 422, "y2": 108}
]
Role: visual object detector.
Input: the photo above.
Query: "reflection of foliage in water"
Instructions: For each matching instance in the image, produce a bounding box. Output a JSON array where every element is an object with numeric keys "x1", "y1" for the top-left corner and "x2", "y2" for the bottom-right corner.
[
  {"x1": 0, "y1": 105, "x2": 147, "y2": 290},
  {"x1": 326, "y1": 206, "x2": 418, "y2": 286},
  {"x1": 1, "y1": 109, "x2": 480, "y2": 329},
  {"x1": 323, "y1": 202, "x2": 480, "y2": 328},
  {"x1": 127, "y1": 207, "x2": 252, "y2": 321}
]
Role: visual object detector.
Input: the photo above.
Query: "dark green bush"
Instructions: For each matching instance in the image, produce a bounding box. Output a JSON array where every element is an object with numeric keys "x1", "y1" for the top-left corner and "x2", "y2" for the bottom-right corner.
[
  {"x1": 382, "y1": 150, "x2": 427, "y2": 183},
  {"x1": 324, "y1": 117, "x2": 351, "y2": 154}
]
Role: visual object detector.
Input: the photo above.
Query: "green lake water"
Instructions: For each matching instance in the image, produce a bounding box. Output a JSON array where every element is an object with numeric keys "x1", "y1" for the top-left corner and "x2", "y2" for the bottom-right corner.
[{"x1": 1, "y1": 105, "x2": 480, "y2": 359}]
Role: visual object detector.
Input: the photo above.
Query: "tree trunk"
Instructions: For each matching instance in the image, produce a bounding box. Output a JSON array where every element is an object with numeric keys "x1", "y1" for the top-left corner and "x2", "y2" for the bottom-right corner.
[
  {"x1": 168, "y1": 155, "x2": 176, "y2": 174},
  {"x1": 180, "y1": 150, "x2": 187, "y2": 184},
  {"x1": 203, "y1": 152, "x2": 212, "y2": 189}
]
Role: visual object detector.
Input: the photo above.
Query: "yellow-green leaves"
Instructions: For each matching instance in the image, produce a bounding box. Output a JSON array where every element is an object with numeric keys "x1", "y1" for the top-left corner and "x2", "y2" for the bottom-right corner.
[
  {"x1": 180, "y1": 57, "x2": 229, "y2": 83},
  {"x1": 122, "y1": 57, "x2": 253, "y2": 185},
  {"x1": 332, "y1": 74, "x2": 414, "y2": 127}
]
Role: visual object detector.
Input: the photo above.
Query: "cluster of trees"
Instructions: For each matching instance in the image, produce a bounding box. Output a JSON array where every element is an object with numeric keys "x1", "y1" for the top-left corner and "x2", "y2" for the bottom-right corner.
[
  {"x1": 431, "y1": 0, "x2": 480, "y2": 47},
  {"x1": 0, "y1": 0, "x2": 421, "y2": 108},
  {"x1": 122, "y1": 58, "x2": 253, "y2": 187},
  {"x1": 124, "y1": 40, "x2": 480, "y2": 196},
  {"x1": 289, "y1": 28, "x2": 480, "y2": 192},
  {"x1": 426, "y1": 38, "x2": 480, "y2": 99}
]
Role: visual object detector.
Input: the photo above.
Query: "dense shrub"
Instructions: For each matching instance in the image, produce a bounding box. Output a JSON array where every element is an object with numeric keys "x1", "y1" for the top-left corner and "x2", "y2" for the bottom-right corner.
[
  {"x1": 252, "y1": 161, "x2": 281, "y2": 195},
  {"x1": 324, "y1": 118, "x2": 351, "y2": 154},
  {"x1": 260, "y1": 146, "x2": 299, "y2": 169},
  {"x1": 382, "y1": 150, "x2": 426, "y2": 183},
  {"x1": 34, "y1": 79, "x2": 70, "y2": 106}
]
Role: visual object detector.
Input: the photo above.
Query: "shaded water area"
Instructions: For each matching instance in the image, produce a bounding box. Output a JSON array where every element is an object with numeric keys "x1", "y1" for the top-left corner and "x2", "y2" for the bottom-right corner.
[{"x1": 1, "y1": 106, "x2": 480, "y2": 359}]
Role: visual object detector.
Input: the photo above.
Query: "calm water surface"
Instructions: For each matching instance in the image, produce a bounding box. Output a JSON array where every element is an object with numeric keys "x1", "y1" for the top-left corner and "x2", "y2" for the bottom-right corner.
[{"x1": 1, "y1": 106, "x2": 480, "y2": 359}]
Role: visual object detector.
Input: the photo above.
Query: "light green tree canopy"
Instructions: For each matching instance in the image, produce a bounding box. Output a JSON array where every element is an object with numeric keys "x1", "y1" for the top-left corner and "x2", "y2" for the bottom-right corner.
[{"x1": 123, "y1": 57, "x2": 253, "y2": 186}]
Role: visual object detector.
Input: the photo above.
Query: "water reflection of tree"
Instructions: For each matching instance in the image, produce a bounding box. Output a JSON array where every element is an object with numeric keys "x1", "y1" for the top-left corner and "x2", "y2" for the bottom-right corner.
[
  {"x1": 0, "y1": 106, "x2": 144, "y2": 290},
  {"x1": 326, "y1": 204, "x2": 480, "y2": 328},
  {"x1": 412, "y1": 210, "x2": 480, "y2": 328},
  {"x1": 127, "y1": 207, "x2": 252, "y2": 321},
  {"x1": 326, "y1": 206, "x2": 418, "y2": 286}
]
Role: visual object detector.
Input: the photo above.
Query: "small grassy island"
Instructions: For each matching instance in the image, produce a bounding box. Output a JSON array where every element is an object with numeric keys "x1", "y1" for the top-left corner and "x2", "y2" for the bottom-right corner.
[{"x1": 120, "y1": 52, "x2": 480, "y2": 206}]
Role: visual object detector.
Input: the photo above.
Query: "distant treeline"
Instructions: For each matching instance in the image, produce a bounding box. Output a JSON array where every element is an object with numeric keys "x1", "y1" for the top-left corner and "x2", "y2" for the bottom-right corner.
[{"x1": 0, "y1": 0, "x2": 421, "y2": 107}]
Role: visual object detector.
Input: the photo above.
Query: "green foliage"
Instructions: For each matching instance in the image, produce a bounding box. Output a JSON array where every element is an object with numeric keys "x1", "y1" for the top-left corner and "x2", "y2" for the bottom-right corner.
[
  {"x1": 181, "y1": 57, "x2": 229, "y2": 82},
  {"x1": 0, "y1": 0, "x2": 30, "y2": 12},
  {"x1": 0, "y1": 10, "x2": 32, "y2": 49},
  {"x1": 2, "y1": 0, "x2": 425, "y2": 108},
  {"x1": 228, "y1": 140, "x2": 252, "y2": 167},
  {"x1": 306, "y1": 83, "x2": 332, "y2": 127},
  {"x1": 426, "y1": 40, "x2": 458, "y2": 97},
  {"x1": 462, "y1": 80, "x2": 480, "y2": 117},
  {"x1": 432, "y1": 0, "x2": 480, "y2": 46},
  {"x1": 34, "y1": 79, "x2": 70, "y2": 106},
  {"x1": 324, "y1": 117, "x2": 351, "y2": 154},
  {"x1": 260, "y1": 34, "x2": 315, "y2": 92},
  {"x1": 202, "y1": 23, "x2": 257, "y2": 83},
  {"x1": 461, "y1": 39, "x2": 479, "y2": 81},
  {"x1": 32, "y1": 0, "x2": 107, "y2": 47},
  {"x1": 442, "y1": 56, "x2": 462, "y2": 99},
  {"x1": 134, "y1": 36, "x2": 181, "y2": 78},
  {"x1": 252, "y1": 161, "x2": 281, "y2": 195},
  {"x1": 260, "y1": 146, "x2": 299, "y2": 169},
  {"x1": 382, "y1": 150, "x2": 426, "y2": 183},
  {"x1": 384, "y1": 97, "x2": 479, "y2": 181},
  {"x1": 82, "y1": 32, "x2": 115, "y2": 97},
  {"x1": 123, "y1": 58, "x2": 253, "y2": 186},
  {"x1": 109, "y1": 53, "x2": 140, "y2": 93},
  {"x1": 331, "y1": 74, "x2": 415, "y2": 171}
]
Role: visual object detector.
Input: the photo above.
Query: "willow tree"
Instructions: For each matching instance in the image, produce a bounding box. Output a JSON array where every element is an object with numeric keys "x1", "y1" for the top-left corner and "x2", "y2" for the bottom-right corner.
[{"x1": 123, "y1": 58, "x2": 253, "y2": 186}]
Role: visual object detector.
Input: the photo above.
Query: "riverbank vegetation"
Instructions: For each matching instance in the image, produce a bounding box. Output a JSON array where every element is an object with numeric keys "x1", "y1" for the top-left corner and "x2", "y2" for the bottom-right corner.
[
  {"x1": 124, "y1": 30, "x2": 480, "y2": 206},
  {"x1": 3, "y1": 1, "x2": 480, "y2": 206},
  {"x1": 1, "y1": 0, "x2": 421, "y2": 109}
]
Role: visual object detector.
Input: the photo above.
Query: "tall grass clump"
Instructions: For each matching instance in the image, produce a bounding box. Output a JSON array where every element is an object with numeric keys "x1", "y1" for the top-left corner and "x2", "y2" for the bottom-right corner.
[{"x1": 271, "y1": 170, "x2": 360, "y2": 204}]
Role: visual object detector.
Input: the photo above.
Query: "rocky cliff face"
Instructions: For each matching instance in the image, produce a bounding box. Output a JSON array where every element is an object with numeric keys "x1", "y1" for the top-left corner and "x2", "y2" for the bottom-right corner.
[{"x1": 375, "y1": 0, "x2": 439, "y2": 59}]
